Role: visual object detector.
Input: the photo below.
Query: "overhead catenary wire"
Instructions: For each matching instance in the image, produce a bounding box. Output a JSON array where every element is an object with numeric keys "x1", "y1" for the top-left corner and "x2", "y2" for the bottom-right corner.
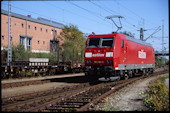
[
  {"x1": 144, "y1": 26, "x2": 161, "y2": 41},
  {"x1": 2, "y1": 1, "x2": 139, "y2": 35},
  {"x1": 97, "y1": 0, "x2": 160, "y2": 37},
  {"x1": 88, "y1": 0, "x2": 113, "y2": 15},
  {"x1": 2, "y1": 1, "x2": 167, "y2": 40},
  {"x1": 41, "y1": 1, "x2": 111, "y2": 33},
  {"x1": 88, "y1": 0, "x2": 142, "y2": 35},
  {"x1": 66, "y1": 1, "x2": 117, "y2": 33},
  {"x1": 113, "y1": 0, "x2": 159, "y2": 29},
  {"x1": 1, "y1": 2, "x2": 100, "y2": 34},
  {"x1": 42, "y1": 1, "x2": 101, "y2": 24},
  {"x1": 68, "y1": 1, "x2": 104, "y2": 20},
  {"x1": 67, "y1": 0, "x2": 115, "y2": 29}
]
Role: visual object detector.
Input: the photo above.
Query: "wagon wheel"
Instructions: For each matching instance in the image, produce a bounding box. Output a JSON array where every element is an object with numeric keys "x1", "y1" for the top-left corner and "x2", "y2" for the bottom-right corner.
[
  {"x1": 49, "y1": 68, "x2": 55, "y2": 75},
  {"x1": 142, "y1": 69, "x2": 146, "y2": 76},
  {"x1": 72, "y1": 68, "x2": 75, "y2": 73},
  {"x1": 20, "y1": 71, "x2": 26, "y2": 78},
  {"x1": 145, "y1": 70, "x2": 149, "y2": 76},
  {"x1": 116, "y1": 76, "x2": 121, "y2": 81},
  {"x1": 1, "y1": 72, "x2": 6, "y2": 79},
  {"x1": 124, "y1": 74, "x2": 129, "y2": 80},
  {"x1": 15, "y1": 69, "x2": 20, "y2": 78},
  {"x1": 128, "y1": 71, "x2": 133, "y2": 78}
]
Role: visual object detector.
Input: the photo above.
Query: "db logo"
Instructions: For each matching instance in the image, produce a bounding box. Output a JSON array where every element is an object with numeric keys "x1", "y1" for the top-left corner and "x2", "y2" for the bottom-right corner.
[{"x1": 138, "y1": 49, "x2": 146, "y2": 59}]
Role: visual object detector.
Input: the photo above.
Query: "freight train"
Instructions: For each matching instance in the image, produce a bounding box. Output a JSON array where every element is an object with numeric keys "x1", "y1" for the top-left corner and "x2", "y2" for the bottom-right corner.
[
  {"x1": 84, "y1": 33, "x2": 155, "y2": 81},
  {"x1": 1, "y1": 57, "x2": 84, "y2": 79}
]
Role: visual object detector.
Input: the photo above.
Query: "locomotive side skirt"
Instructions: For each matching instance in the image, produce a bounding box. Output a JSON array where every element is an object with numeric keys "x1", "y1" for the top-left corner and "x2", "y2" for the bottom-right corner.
[{"x1": 117, "y1": 64, "x2": 155, "y2": 70}]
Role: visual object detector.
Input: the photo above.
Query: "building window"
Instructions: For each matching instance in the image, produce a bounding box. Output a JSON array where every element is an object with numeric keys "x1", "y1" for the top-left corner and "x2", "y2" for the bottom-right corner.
[
  {"x1": 40, "y1": 28, "x2": 42, "y2": 31},
  {"x1": 60, "y1": 32, "x2": 63, "y2": 35},
  {"x1": 20, "y1": 36, "x2": 24, "y2": 45},
  {"x1": 43, "y1": 41, "x2": 45, "y2": 44},
  {"x1": 55, "y1": 30, "x2": 57, "y2": 35},
  {"x1": 51, "y1": 29, "x2": 53, "y2": 35},
  {"x1": 35, "y1": 26, "x2": 37, "y2": 30},
  {"x1": 27, "y1": 38, "x2": 31, "y2": 51},
  {"x1": 46, "y1": 29, "x2": 48, "y2": 32},
  {"x1": 15, "y1": 23, "x2": 16, "y2": 26},
  {"x1": 21, "y1": 23, "x2": 24, "y2": 28},
  {"x1": 28, "y1": 25, "x2": 30, "y2": 29},
  {"x1": 20, "y1": 35, "x2": 32, "y2": 50},
  {"x1": 38, "y1": 40, "x2": 40, "y2": 44},
  {"x1": 1, "y1": 35, "x2": 5, "y2": 40}
]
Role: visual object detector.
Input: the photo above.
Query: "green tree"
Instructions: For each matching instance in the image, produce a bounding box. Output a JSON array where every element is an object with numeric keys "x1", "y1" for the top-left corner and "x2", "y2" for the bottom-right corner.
[
  {"x1": 1, "y1": 48, "x2": 7, "y2": 62},
  {"x1": 58, "y1": 25, "x2": 86, "y2": 62},
  {"x1": 155, "y1": 56, "x2": 168, "y2": 67}
]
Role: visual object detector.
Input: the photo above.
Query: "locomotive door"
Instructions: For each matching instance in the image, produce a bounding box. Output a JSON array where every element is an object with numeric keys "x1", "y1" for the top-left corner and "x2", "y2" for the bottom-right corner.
[
  {"x1": 120, "y1": 39, "x2": 128, "y2": 70},
  {"x1": 121, "y1": 40, "x2": 127, "y2": 65},
  {"x1": 123, "y1": 40, "x2": 128, "y2": 65}
]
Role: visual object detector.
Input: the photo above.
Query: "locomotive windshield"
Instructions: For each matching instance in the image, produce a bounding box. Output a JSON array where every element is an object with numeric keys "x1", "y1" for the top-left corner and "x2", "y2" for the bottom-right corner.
[
  {"x1": 87, "y1": 38, "x2": 114, "y2": 48},
  {"x1": 101, "y1": 38, "x2": 114, "y2": 48},
  {"x1": 87, "y1": 38, "x2": 100, "y2": 48}
]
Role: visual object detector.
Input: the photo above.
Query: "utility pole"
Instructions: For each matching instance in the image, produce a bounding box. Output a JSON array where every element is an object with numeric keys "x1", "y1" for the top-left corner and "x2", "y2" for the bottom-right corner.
[
  {"x1": 162, "y1": 19, "x2": 164, "y2": 65},
  {"x1": 137, "y1": 18, "x2": 147, "y2": 41},
  {"x1": 143, "y1": 26, "x2": 161, "y2": 41},
  {"x1": 137, "y1": 28, "x2": 147, "y2": 41},
  {"x1": 25, "y1": 15, "x2": 27, "y2": 50},
  {"x1": 53, "y1": 27, "x2": 55, "y2": 65},
  {"x1": 138, "y1": 26, "x2": 161, "y2": 41},
  {"x1": 7, "y1": 1, "x2": 12, "y2": 66}
]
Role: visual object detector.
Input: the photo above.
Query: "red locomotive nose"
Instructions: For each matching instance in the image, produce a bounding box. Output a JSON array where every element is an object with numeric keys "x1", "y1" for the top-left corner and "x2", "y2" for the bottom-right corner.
[{"x1": 84, "y1": 33, "x2": 155, "y2": 80}]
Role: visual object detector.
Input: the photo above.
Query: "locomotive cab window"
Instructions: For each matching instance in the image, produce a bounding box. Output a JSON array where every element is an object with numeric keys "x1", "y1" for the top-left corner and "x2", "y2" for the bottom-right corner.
[
  {"x1": 101, "y1": 38, "x2": 114, "y2": 48},
  {"x1": 87, "y1": 38, "x2": 100, "y2": 48},
  {"x1": 87, "y1": 38, "x2": 114, "y2": 48}
]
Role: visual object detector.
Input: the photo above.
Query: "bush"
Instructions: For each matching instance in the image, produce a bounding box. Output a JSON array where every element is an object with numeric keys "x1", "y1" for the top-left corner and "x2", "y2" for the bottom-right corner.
[
  {"x1": 26, "y1": 71, "x2": 33, "y2": 77},
  {"x1": 143, "y1": 78, "x2": 169, "y2": 111},
  {"x1": 1, "y1": 49, "x2": 7, "y2": 62}
]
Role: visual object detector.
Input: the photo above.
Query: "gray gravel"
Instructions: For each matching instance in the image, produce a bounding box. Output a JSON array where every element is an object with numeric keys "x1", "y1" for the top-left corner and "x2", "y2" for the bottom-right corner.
[
  {"x1": 165, "y1": 78, "x2": 169, "y2": 89},
  {"x1": 95, "y1": 74, "x2": 168, "y2": 111}
]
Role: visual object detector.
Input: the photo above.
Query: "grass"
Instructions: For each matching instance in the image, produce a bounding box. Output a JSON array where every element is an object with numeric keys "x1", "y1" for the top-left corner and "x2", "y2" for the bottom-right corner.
[
  {"x1": 143, "y1": 75, "x2": 169, "y2": 111},
  {"x1": 103, "y1": 97, "x2": 120, "y2": 111}
]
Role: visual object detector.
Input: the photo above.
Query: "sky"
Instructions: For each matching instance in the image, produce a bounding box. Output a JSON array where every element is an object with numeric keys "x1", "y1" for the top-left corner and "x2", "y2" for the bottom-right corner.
[{"x1": 1, "y1": 0, "x2": 169, "y2": 55}]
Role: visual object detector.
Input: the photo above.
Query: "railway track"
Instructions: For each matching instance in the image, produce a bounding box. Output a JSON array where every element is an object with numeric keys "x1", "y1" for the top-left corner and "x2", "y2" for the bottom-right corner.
[
  {"x1": 1, "y1": 69, "x2": 168, "y2": 112},
  {"x1": 1, "y1": 79, "x2": 50, "y2": 89},
  {"x1": 1, "y1": 73, "x2": 84, "y2": 89},
  {"x1": 2, "y1": 83, "x2": 90, "y2": 112}
]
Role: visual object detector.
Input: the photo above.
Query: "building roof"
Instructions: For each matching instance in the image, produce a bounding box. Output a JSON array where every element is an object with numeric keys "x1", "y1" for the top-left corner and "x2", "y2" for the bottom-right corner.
[{"x1": 1, "y1": 9, "x2": 64, "y2": 29}]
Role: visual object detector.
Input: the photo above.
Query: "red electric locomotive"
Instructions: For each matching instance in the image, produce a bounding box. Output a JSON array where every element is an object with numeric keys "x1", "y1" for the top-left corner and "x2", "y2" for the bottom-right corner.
[{"x1": 84, "y1": 33, "x2": 155, "y2": 81}]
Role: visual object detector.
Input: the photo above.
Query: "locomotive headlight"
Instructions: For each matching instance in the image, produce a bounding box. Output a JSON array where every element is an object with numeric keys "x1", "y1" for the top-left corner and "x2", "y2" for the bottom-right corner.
[
  {"x1": 86, "y1": 60, "x2": 92, "y2": 64},
  {"x1": 106, "y1": 52, "x2": 113, "y2": 57},
  {"x1": 106, "y1": 60, "x2": 109, "y2": 63},
  {"x1": 106, "y1": 60, "x2": 113, "y2": 64},
  {"x1": 85, "y1": 52, "x2": 92, "y2": 57}
]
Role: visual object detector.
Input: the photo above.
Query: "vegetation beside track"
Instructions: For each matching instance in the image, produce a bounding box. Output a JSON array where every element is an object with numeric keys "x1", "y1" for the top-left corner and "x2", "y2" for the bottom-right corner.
[{"x1": 143, "y1": 75, "x2": 169, "y2": 111}]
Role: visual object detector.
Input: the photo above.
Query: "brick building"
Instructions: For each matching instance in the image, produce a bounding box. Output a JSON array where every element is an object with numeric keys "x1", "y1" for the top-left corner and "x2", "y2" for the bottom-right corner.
[{"x1": 1, "y1": 9, "x2": 65, "y2": 53}]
